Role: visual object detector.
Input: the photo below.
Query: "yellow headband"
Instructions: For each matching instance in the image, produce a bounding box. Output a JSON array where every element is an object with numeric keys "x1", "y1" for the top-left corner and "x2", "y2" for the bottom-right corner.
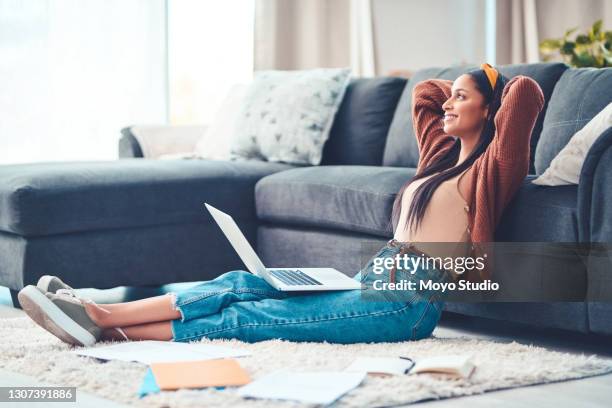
[{"x1": 481, "y1": 63, "x2": 498, "y2": 90}]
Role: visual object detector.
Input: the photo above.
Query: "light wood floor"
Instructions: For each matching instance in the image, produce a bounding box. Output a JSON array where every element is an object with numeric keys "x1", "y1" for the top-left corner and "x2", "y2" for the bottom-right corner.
[{"x1": 1, "y1": 287, "x2": 611, "y2": 408}]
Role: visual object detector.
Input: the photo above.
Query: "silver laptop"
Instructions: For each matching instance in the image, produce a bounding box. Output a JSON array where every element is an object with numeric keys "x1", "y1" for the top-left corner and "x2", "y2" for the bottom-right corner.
[{"x1": 205, "y1": 203, "x2": 361, "y2": 291}]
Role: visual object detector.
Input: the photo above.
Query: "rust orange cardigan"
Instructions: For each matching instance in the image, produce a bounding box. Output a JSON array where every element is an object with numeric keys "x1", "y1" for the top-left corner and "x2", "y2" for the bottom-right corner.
[{"x1": 411, "y1": 76, "x2": 545, "y2": 280}]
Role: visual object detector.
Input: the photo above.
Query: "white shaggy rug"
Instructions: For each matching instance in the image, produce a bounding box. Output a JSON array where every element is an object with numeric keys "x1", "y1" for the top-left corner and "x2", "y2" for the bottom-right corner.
[{"x1": 2, "y1": 317, "x2": 612, "y2": 408}]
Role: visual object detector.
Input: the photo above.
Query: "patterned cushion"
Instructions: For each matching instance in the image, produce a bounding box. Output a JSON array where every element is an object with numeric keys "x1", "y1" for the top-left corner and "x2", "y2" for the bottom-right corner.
[{"x1": 230, "y1": 68, "x2": 351, "y2": 165}]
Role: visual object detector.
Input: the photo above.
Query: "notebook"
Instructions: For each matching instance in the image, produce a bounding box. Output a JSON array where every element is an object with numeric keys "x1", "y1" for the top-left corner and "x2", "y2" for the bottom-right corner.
[{"x1": 410, "y1": 355, "x2": 476, "y2": 379}]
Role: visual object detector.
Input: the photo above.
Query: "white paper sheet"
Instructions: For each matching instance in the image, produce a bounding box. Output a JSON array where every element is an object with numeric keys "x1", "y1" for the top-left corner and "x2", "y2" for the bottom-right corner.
[
  {"x1": 344, "y1": 357, "x2": 414, "y2": 375},
  {"x1": 237, "y1": 370, "x2": 366, "y2": 405},
  {"x1": 73, "y1": 340, "x2": 251, "y2": 364}
]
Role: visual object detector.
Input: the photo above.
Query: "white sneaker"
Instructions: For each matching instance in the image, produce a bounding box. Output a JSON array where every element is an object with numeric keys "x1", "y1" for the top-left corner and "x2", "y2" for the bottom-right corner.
[
  {"x1": 36, "y1": 275, "x2": 74, "y2": 295},
  {"x1": 18, "y1": 285, "x2": 102, "y2": 347}
]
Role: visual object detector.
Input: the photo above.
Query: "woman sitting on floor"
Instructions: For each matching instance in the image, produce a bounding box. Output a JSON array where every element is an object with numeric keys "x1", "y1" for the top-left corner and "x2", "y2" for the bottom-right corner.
[{"x1": 18, "y1": 63, "x2": 544, "y2": 346}]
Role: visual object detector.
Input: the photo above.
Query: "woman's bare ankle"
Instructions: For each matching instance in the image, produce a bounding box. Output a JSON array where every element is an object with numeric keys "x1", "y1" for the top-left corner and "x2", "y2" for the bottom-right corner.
[{"x1": 84, "y1": 302, "x2": 112, "y2": 328}]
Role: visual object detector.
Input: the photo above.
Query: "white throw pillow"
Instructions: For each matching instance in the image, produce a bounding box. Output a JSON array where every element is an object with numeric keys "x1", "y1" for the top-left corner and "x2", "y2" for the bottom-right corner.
[
  {"x1": 532, "y1": 102, "x2": 612, "y2": 186},
  {"x1": 230, "y1": 68, "x2": 352, "y2": 165},
  {"x1": 193, "y1": 83, "x2": 249, "y2": 160}
]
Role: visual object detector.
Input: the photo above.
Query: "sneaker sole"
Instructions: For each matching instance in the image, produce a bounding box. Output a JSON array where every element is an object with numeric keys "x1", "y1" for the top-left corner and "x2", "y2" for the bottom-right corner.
[{"x1": 17, "y1": 286, "x2": 96, "y2": 347}]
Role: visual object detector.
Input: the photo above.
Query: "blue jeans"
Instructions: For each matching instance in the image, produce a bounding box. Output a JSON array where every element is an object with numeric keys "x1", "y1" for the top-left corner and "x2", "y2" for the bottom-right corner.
[{"x1": 170, "y1": 239, "x2": 452, "y2": 344}]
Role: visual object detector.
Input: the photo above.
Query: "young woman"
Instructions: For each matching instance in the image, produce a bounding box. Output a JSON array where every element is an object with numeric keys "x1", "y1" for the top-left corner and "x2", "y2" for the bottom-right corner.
[{"x1": 18, "y1": 63, "x2": 544, "y2": 347}]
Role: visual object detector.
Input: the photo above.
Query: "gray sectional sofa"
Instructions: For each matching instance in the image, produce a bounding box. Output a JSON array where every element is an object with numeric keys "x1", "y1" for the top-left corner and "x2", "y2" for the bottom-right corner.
[{"x1": 1, "y1": 63, "x2": 611, "y2": 336}]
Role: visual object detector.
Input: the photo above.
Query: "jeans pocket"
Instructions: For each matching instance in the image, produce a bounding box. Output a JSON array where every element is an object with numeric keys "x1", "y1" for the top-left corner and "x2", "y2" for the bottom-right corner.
[{"x1": 359, "y1": 246, "x2": 396, "y2": 283}]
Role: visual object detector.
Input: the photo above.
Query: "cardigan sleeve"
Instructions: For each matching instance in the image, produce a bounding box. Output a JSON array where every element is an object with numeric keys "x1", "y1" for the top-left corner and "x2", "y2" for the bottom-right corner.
[
  {"x1": 491, "y1": 75, "x2": 545, "y2": 164},
  {"x1": 411, "y1": 79, "x2": 457, "y2": 172},
  {"x1": 483, "y1": 75, "x2": 545, "y2": 219}
]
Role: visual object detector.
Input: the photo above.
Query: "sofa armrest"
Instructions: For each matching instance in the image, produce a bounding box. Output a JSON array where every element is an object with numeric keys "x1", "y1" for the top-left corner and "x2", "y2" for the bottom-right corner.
[
  {"x1": 119, "y1": 127, "x2": 144, "y2": 158},
  {"x1": 577, "y1": 126, "x2": 612, "y2": 243},
  {"x1": 577, "y1": 126, "x2": 612, "y2": 305},
  {"x1": 118, "y1": 125, "x2": 208, "y2": 159}
]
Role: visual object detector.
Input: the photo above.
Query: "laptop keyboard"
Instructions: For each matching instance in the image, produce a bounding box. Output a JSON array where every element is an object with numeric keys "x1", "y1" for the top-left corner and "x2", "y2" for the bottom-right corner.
[{"x1": 269, "y1": 269, "x2": 323, "y2": 286}]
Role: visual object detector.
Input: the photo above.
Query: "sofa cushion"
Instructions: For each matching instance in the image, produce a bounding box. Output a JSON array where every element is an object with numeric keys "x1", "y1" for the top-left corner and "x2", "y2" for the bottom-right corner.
[
  {"x1": 533, "y1": 102, "x2": 612, "y2": 186},
  {"x1": 320, "y1": 77, "x2": 407, "y2": 166},
  {"x1": 0, "y1": 159, "x2": 295, "y2": 236},
  {"x1": 257, "y1": 168, "x2": 578, "y2": 241},
  {"x1": 383, "y1": 63, "x2": 568, "y2": 174},
  {"x1": 534, "y1": 67, "x2": 612, "y2": 175},
  {"x1": 496, "y1": 175, "x2": 578, "y2": 241},
  {"x1": 258, "y1": 226, "x2": 387, "y2": 276},
  {"x1": 256, "y1": 165, "x2": 415, "y2": 237}
]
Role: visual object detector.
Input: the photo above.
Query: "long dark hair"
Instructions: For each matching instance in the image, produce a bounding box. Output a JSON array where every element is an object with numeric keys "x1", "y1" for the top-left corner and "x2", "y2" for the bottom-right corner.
[{"x1": 390, "y1": 67, "x2": 509, "y2": 235}]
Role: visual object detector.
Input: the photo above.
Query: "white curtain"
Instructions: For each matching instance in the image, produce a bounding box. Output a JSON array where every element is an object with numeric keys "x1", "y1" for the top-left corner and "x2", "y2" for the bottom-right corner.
[
  {"x1": 168, "y1": 0, "x2": 254, "y2": 125},
  {"x1": 350, "y1": 0, "x2": 376, "y2": 77},
  {"x1": 0, "y1": 0, "x2": 167, "y2": 164}
]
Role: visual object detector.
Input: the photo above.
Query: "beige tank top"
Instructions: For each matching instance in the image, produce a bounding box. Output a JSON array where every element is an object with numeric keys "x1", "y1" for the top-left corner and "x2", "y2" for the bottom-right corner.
[{"x1": 394, "y1": 167, "x2": 473, "y2": 275}]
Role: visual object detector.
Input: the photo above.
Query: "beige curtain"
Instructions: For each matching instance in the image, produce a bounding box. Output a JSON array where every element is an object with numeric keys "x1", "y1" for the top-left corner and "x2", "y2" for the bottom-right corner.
[
  {"x1": 496, "y1": 0, "x2": 612, "y2": 65},
  {"x1": 254, "y1": 0, "x2": 351, "y2": 70},
  {"x1": 496, "y1": 0, "x2": 540, "y2": 64}
]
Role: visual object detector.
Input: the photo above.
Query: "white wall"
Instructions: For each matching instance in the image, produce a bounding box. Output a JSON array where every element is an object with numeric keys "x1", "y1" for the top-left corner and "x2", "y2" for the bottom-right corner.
[{"x1": 371, "y1": 0, "x2": 488, "y2": 74}]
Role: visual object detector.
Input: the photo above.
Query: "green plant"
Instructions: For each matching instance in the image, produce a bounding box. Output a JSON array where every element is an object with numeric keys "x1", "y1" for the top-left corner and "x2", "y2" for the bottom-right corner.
[{"x1": 539, "y1": 19, "x2": 612, "y2": 68}]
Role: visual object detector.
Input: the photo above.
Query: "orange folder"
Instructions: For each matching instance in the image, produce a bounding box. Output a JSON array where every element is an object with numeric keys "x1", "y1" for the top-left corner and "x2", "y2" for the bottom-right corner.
[{"x1": 150, "y1": 358, "x2": 251, "y2": 390}]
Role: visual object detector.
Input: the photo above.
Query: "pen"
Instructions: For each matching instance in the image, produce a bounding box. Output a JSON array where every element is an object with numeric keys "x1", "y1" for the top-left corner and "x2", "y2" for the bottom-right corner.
[{"x1": 399, "y1": 356, "x2": 415, "y2": 374}]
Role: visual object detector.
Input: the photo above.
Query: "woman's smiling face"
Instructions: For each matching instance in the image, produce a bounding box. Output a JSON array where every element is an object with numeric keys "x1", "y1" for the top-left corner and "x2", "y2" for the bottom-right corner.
[{"x1": 441, "y1": 74, "x2": 489, "y2": 137}]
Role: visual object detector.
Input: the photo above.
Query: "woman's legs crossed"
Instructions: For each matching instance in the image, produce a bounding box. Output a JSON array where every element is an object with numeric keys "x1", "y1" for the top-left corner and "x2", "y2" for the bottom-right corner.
[
  {"x1": 88, "y1": 270, "x2": 290, "y2": 341},
  {"x1": 170, "y1": 243, "x2": 446, "y2": 344},
  {"x1": 86, "y1": 294, "x2": 180, "y2": 328},
  {"x1": 86, "y1": 245, "x2": 445, "y2": 344}
]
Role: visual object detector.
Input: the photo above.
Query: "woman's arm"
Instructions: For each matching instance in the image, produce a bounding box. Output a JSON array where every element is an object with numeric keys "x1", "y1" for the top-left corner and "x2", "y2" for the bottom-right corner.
[
  {"x1": 412, "y1": 79, "x2": 456, "y2": 172},
  {"x1": 491, "y1": 76, "x2": 545, "y2": 164},
  {"x1": 484, "y1": 76, "x2": 545, "y2": 218}
]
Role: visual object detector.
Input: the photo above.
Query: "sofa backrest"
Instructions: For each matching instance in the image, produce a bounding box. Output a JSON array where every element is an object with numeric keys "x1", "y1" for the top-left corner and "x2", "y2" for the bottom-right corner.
[
  {"x1": 382, "y1": 62, "x2": 568, "y2": 174},
  {"x1": 320, "y1": 77, "x2": 407, "y2": 166},
  {"x1": 534, "y1": 67, "x2": 612, "y2": 175}
]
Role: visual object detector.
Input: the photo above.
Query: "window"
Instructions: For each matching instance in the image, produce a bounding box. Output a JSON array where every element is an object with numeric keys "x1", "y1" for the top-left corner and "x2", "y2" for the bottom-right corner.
[
  {"x1": 0, "y1": 0, "x2": 255, "y2": 164},
  {"x1": 0, "y1": 0, "x2": 167, "y2": 164}
]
